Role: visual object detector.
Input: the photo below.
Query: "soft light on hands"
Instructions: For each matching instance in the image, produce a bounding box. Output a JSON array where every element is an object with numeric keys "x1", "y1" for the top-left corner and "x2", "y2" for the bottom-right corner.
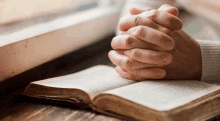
[{"x1": 109, "y1": 4, "x2": 202, "y2": 81}]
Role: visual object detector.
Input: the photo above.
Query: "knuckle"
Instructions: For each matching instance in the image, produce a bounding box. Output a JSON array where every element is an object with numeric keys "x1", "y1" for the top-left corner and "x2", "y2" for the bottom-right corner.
[
  {"x1": 161, "y1": 28, "x2": 172, "y2": 36},
  {"x1": 129, "y1": 69, "x2": 139, "y2": 75},
  {"x1": 124, "y1": 58, "x2": 132, "y2": 69},
  {"x1": 151, "y1": 21, "x2": 159, "y2": 29},
  {"x1": 149, "y1": 53, "x2": 159, "y2": 62},
  {"x1": 125, "y1": 36, "x2": 134, "y2": 48},
  {"x1": 134, "y1": 16, "x2": 142, "y2": 26},
  {"x1": 148, "y1": 44, "x2": 156, "y2": 51},
  {"x1": 133, "y1": 69, "x2": 139, "y2": 75},
  {"x1": 130, "y1": 49, "x2": 140, "y2": 59},
  {"x1": 157, "y1": 32, "x2": 164, "y2": 43},
  {"x1": 134, "y1": 26, "x2": 146, "y2": 38},
  {"x1": 149, "y1": 10, "x2": 158, "y2": 19},
  {"x1": 151, "y1": 54, "x2": 157, "y2": 62}
]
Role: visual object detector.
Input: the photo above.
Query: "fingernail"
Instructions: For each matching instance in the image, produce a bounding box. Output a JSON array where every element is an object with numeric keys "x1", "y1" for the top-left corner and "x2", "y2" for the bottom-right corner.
[
  {"x1": 163, "y1": 7, "x2": 172, "y2": 11},
  {"x1": 123, "y1": 50, "x2": 131, "y2": 57},
  {"x1": 128, "y1": 27, "x2": 137, "y2": 36},
  {"x1": 158, "y1": 69, "x2": 166, "y2": 78},
  {"x1": 131, "y1": 29, "x2": 138, "y2": 36},
  {"x1": 164, "y1": 55, "x2": 171, "y2": 63},
  {"x1": 166, "y1": 41, "x2": 173, "y2": 49},
  {"x1": 158, "y1": 69, "x2": 164, "y2": 75}
]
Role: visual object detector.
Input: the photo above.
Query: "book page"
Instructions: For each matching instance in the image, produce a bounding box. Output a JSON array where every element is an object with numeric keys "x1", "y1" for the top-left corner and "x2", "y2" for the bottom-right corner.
[
  {"x1": 103, "y1": 80, "x2": 220, "y2": 111},
  {"x1": 32, "y1": 65, "x2": 135, "y2": 100}
]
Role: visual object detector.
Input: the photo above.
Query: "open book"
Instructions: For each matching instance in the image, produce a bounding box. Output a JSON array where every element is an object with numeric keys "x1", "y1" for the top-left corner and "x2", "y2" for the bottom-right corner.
[{"x1": 24, "y1": 65, "x2": 220, "y2": 121}]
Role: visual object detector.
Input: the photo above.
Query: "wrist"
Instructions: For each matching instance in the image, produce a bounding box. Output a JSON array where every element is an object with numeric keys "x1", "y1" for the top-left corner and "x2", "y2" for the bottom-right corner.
[{"x1": 193, "y1": 40, "x2": 202, "y2": 80}]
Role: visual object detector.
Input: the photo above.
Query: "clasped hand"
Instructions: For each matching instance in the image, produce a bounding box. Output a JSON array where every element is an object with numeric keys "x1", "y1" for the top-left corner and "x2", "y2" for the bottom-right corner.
[{"x1": 109, "y1": 4, "x2": 202, "y2": 81}]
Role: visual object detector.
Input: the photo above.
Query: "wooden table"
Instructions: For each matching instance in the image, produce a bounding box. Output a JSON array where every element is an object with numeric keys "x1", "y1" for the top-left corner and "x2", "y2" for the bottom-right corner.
[
  {"x1": 0, "y1": 35, "x2": 122, "y2": 121},
  {"x1": 1, "y1": 10, "x2": 220, "y2": 121}
]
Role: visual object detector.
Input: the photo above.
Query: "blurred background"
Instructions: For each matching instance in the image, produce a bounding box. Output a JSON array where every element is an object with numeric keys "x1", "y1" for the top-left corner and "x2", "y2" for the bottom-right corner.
[{"x1": 1, "y1": 0, "x2": 219, "y2": 38}]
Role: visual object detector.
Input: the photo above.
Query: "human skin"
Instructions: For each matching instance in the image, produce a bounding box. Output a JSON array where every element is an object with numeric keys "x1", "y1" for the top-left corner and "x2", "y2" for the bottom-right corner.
[{"x1": 109, "y1": 5, "x2": 202, "y2": 81}]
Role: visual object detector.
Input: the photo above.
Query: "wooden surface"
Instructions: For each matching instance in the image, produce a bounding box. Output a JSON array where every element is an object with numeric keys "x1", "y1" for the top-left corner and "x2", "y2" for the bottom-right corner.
[
  {"x1": 1, "y1": 10, "x2": 220, "y2": 121},
  {"x1": 0, "y1": 36, "x2": 121, "y2": 121}
]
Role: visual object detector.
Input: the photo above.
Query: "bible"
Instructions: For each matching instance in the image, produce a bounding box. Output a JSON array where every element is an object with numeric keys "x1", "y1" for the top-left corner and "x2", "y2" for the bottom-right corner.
[{"x1": 23, "y1": 65, "x2": 220, "y2": 121}]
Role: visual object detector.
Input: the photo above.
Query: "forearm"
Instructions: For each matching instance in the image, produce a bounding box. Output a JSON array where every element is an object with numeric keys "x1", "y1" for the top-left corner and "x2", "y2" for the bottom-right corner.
[{"x1": 197, "y1": 40, "x2": 220, "y2": 82}]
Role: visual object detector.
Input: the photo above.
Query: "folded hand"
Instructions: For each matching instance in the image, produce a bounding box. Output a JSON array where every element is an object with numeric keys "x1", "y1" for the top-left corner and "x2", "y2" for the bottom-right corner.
[{"x1": 109, "y1": 5, "x2": 202, "y2": 80}]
